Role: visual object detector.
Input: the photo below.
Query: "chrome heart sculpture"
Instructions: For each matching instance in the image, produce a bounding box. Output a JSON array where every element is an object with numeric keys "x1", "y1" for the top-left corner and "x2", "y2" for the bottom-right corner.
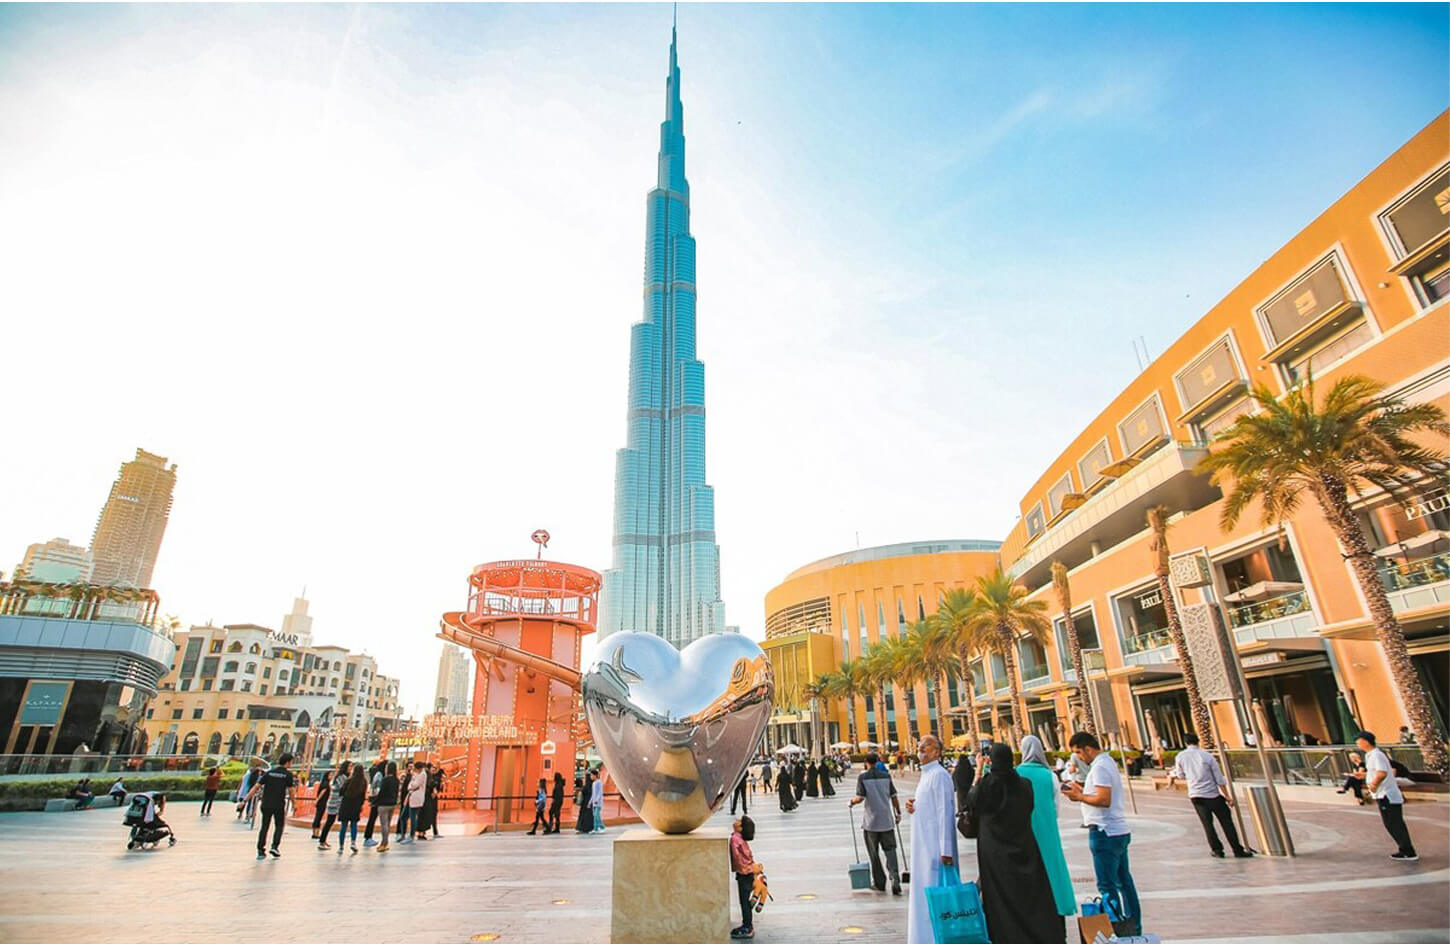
[{"x1": 582, "y1": 631, "x2": 774, "y2": 834}]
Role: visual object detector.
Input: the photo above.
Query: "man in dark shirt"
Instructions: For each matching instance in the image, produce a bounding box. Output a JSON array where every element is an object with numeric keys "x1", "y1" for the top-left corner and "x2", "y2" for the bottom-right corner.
[
  {"x1": 849, "y1": 752, "x2": 903, "y2": 895},
  {"x1": 245, "y1": 752, "x2": 297, "y2": 860}
]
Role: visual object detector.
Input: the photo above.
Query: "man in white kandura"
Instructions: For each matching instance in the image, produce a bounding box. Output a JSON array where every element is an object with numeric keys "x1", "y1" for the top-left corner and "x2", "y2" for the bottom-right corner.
[{"x1": 905, "y1": 733, "x2": 958, "y2": 944}]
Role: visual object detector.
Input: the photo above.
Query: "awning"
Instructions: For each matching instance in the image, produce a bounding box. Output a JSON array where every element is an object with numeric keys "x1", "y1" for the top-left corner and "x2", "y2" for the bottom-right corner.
[
  {"x1": 1223, "y1": 580, "x2": 1304, "y2": 603},
  {"x1": 1373, "y1": 529, "x2": 1450, "y2": 560}
]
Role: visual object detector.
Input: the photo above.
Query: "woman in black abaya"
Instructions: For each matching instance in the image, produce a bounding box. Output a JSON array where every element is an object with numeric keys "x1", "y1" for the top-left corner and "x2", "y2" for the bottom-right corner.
[
  {"x1": 967, "y1": 743, "x2": 1063, "y2": 944},
  {"x1": 820, "y1": 759, "x2": 836, "y2": 797},
  {"x1": 574, "y1": 771, "x2": 595, "y2": 832},
  {"x1": 805, "y1": 760, "x2": 820, "y2": 798},
  {"x1": 777, "y1": 762, "x2": 797, "y2": 811}
]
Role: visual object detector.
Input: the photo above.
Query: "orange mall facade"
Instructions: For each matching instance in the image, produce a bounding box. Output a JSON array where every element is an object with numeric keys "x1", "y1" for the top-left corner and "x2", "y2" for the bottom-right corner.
[{"x1": 767, "y1": 113, "x2": 1450, "y2": 755}]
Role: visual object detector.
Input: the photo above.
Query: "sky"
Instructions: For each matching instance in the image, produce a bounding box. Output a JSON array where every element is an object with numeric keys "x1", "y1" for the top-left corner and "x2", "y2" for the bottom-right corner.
[{"x1": 1, "y1": 3, "x2": 1446, "y2": 718}]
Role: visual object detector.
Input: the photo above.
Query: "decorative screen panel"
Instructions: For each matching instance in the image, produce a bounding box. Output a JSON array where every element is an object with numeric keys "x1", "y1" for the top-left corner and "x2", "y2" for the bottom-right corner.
[
  {"x1": 1025, "y1": 504, "x2": 1046, "y2": 538},
  {"x1": 1047, "y1": 472, "x2": 1075, "y2": 516},
  {"x1": 1119, "y1": 395, "x2": 1166, "y2": 456},
  {"x1": 1078, "y1": 441, "x2": 1112, "y2": 492},
  {"x1": 1386, "y1": 167, "x2": 1450, "y2": 255},
  {"x1": 1090, "y1": 677, "x2": 1119, "y2": 731},
  {"x1": 1169, "y1": 553, "x2": 1213, "y2": 590},
  {"x1": 1175, "y1": 339, "x2": 1241, "y2": 412},
  {"x1": 1180, "y1": 602, "x2": 1243, "y2": 702},
  {"x1": 1260, "y1": 257, "x2": 1350, "y2": 347}
]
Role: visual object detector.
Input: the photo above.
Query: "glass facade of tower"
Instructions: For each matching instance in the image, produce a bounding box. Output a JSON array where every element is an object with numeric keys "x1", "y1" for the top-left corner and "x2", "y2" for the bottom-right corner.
[{"x1": 600, "y1": 29, "x2": 728, "y2": 648}]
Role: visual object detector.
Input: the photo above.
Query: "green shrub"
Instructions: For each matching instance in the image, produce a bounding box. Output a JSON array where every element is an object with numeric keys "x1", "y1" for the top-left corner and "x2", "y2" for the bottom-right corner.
[{"x1": 0, "y1": 775, "x2": 243, "y2": 811}]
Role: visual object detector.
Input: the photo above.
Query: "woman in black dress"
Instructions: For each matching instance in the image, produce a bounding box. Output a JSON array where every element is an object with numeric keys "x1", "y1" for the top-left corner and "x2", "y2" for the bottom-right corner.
[
  {"x1": 575, "y1": 771, "x2": 595, "y2": 832},
  {"x1": 777, "y1": 762, "x2": 796, "y2": 811},
  {"x1": 820, "y1": 759, "x2": 836, "y2": 797},
  {"x1": 967, "y1": 743, "x2": 1063, "y2": 944},
  {"x1": 805, "y1": 760, "x2": 820, "y2": 798}
]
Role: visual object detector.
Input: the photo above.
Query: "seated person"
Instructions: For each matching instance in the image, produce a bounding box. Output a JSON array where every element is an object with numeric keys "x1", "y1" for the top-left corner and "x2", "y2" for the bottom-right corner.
[
  {"x1": 69, "y1": 779, "x2": 95, "y2": 809},
  {"x1": 108, "y1": 778, "x2": 127, "y2": 805},
  {"x1": 1337, "y1": 752, "x2": 1368, "y2": 804}
]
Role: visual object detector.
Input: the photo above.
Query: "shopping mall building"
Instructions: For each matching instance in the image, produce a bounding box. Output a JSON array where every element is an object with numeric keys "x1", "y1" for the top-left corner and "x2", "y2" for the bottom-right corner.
[{"x1": 765, "y1": 113, "x2": 1449, "y2": 755}]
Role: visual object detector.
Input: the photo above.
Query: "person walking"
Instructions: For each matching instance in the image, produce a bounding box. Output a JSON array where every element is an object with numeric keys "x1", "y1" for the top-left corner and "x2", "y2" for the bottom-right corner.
[
  {"x1": 317, "y1": 762, "x2": 350, "y2": 850},
  {"x1": 1065, "y1": 731, "x2": 1141, "y2": 937},
  {"x1": 968, "y1": 743, "x2": 1063, "y2": 943},
  {"x1": 575, "y1": 771, "x2": 595, "y2": 833},
  {"x1": 792, "y1": 759, "x2": 806, "y2": 803},
  {"x1": 1017, "y1": 736, "x2": 1076, "y2": 918},
  {"x1": 590, "y1": 767, "x2": 606, "y2": 833},
  {"x1": 201, "y1": 767, "x2": 222, "y2": 816},
  {"x1": 849, "y1": 751, "x2": 902, "y2": 895},
  {"x1": 1357, "y1": 730, "x2": 1418, "y2": 861},
  {"x1": 761, "y1": 760, "x2": 773, "y2": 793},
  {"x1": 905, "y1": 735, "x2": 957, "y2": 944},
  {"x1": 245, "y1": 752, "x2": 296, "y2": 860},
  {"x1": 952, "y1": 749, "x2": 976, "y2": 811},
  {"x1": 547, "y1": 772, "x2": 565, "y2": 834},
  {"x1": 776, "y1": 761, "x2": 796, "y2": 812},
  {"x1": 528, "y1": 778, "x2": 549, "y2": 835},
  {"x1": 1168, "y1": 732, "x2": 1252, "y2": 859},
  {"x1": 423, "y1": 763, "x2": 443, "y2": 839},
  {"x1": 804, "y1": 759, "x2": 820, "y2": 798},
  {"x1": 310, "y1": 768, "x2": 332, "y2": 839},
  {"x1": 820, "y1": 759, "x2": 836, "y2": 797},
  {"x1": 730, "y1": 770, "x2": 749, "y2": 816},
  {"x1": 373, "y1": 761, "x2": 399, "y2": 852},
  {"x1": 362, "y1": 758, "x2": 385, "y2": 846},
  {"x1": 729, "y1": 815, "x2": 759, "y2": 940},
  {"x1": 336, "y1": 763, "x2": 367, "y2": 854}
]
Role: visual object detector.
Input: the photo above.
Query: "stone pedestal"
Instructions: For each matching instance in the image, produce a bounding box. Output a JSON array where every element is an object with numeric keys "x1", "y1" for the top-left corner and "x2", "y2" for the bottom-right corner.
[{"x1": 610, "y1": 827, "x2": 731, "y2": 944}]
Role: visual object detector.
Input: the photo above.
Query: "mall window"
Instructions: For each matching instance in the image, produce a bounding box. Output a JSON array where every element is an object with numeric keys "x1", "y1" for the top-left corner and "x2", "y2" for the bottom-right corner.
[
  {"x1": 201, "y1": 678, "x2": 213, "y2": 691},
  {"x1": 1018, "y1": 636, "x2": 1050, "y2": 683},
  {"x1": 1047, "y1": 472, "x2": 1076, "y2": 520},
  {"x1": 180, "y1": 637, "x2": 202, "y2": 678},
  {"x1": 241, "y1": 681, "x2": 252, "y2": 692},
  {"x1": 249, "y1": 643, "x2": 261, "y2": 654},
  {"x1": 217, "y1": 708, "x2": 228, "y2": 720},
  {"x1": 192, "y1": 708, "x2": 203, "y2": 720},
  {"x1": 236, "y1": 710, "x2": 245, "y2": 721},
  {"x1": 1054, "y1": 608, "x2": 1100, "y2": 674},
  {"x1": 221, "y1": 679, "x2": 234, "y2": 691},
  {"x1": 171, "y1": 709, "x2": 182, "y2": 720},
  {"x1": 228, "y1": 642, "x2": 242, "y2": 652},
  {"x1": 1194, "y1": 396, "x2": 1256, "y2": 445},
  {"x1": 331, "y1": 678, "x2": 338, "y2": 688},
  {"x1": 1025, "y1": 502, "x2": 1046, "y2": 539},
  {"x1": 1118, "y1": 394, "x2": 1168, "y2": 458},
  {"x1": 260, "y1": 684, "x2": 268, "y2": 695},
  {"x1": 146, "y1": 709, "x2": 153, "y2": 719},
  {"x1": 224, "y1": 661, "x2": 238, "y2": 673},
  {"x1": 180, "y1": 679, "x2": 192, "y2": 691},
  {"x1": 1114, "y1": 584, "x2": 1171, "y2": 654},
  {"x1": 209, "y1": 639, "x2": 222, "y2": 653},
  {"x1": 244, "y1": 662, "x2": 256, "y2": 674},
  {"x1": 1078, "y1": 439, "x2": 1113, "y2": 494},
  {"x1": 1256, "y1": 252, "x2": 1373, "y2": 381},
  {"x1": 1174, "y1": 336, "x2": 1245, "y2": 423},
  {"x1": 263, "y1": 667, "x2": 272, "y2": 679},
  {"x1": 896, "y1": 599, "x2": 906, "y2": 636},
  {"x1": 1377, "y1": 164, "x2": 1450, "y2": 308}
]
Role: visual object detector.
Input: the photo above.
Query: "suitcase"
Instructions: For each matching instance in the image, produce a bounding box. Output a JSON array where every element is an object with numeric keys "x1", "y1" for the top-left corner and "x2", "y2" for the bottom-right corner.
[{"x1": 848, "y1": 804, "x2": 873, "y2": 889}]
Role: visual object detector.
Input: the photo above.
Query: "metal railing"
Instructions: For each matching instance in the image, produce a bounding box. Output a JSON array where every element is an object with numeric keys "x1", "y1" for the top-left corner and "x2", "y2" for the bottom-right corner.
[
  {"x1": 1378, "y1": 550, "x2": 1450, "y2": 592},
  {"x1": 1218, "y1": 746, "x2": 1430, "y2": 787},
  {"x1": 1226, "y1": 590, "x2": 1311, "y2": 629},
  {"x1": 0, "y1": 753, "x2": 219, "y2": 778},
  {"x1": 1122, "y1": 627, "x2": 1174, "y2": 654}
]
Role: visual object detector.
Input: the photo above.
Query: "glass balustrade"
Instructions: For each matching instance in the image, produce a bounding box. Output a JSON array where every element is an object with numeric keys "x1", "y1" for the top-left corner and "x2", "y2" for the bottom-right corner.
[
  {"x1": 1377, "y1": 550, "x2": 1450, "y2": 591},
  {"x1": 1122, "y1": 627, "x2": 1174, "y2": 654},
  {"x1": 1226, "y1": 590, "x2": 1311, "y2": 628}
]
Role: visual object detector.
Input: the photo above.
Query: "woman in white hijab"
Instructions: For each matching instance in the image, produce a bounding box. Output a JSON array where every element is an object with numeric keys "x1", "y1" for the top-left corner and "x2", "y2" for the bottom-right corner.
[{"x1": 1018, "y1": 735, "x2": 1076, "y2": 917}]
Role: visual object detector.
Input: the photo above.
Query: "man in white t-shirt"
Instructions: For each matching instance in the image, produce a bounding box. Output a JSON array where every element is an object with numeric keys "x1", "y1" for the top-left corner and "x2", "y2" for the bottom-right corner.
[
  {"x1": 1065, "y1": 731, "x2": 1141, "y2": 936},
  {"x1": 1356, "y1": 730, "x2": 1417, "y2": 861}
]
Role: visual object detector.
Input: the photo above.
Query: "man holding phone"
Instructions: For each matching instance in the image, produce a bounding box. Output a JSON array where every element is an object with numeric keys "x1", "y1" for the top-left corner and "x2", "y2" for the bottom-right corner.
[{"x1": 1064, "y1": 731, "x2": 1141, "y2": 937}]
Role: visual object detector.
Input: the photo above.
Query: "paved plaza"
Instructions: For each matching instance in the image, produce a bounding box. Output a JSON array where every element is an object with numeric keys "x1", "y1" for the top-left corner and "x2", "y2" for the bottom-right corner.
[{"x1": 0, "y1": 779, "x2": 1445, "y2": 944}]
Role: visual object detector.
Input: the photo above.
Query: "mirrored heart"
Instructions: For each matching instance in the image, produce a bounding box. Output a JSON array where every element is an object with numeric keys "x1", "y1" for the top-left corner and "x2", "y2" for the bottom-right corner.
[{"x1": 581, "y1": 632, "x2": 774, "y2": 834}]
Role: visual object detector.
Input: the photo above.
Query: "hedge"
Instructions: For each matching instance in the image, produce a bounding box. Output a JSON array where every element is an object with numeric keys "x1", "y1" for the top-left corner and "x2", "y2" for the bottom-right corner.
[{"x1": 0, "y1": 774, "x2": 245, "y2": 812}]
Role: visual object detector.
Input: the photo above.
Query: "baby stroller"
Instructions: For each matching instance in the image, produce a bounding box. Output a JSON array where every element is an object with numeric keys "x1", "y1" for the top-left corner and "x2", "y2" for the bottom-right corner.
[{"x1": 125, "y1": 792, "x2": 176, "y2": 850}]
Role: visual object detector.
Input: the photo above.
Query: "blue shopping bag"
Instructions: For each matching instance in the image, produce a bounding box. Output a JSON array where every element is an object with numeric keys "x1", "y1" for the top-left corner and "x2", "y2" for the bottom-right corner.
[{"x1": 925, "y1": 864, "x2": 990, "y2": 944}]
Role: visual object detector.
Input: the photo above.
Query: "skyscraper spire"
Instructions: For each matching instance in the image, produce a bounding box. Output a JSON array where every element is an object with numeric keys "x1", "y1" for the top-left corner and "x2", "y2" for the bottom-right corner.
[{"x1": 599, "y1": 21, "x2": 729, "y2": 649}]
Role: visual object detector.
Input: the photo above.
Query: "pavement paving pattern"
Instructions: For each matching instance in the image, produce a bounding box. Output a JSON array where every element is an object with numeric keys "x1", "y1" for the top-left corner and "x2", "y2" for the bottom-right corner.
[{"x1": 0, "y1": 776, "x2": 1445, "y2": 944}]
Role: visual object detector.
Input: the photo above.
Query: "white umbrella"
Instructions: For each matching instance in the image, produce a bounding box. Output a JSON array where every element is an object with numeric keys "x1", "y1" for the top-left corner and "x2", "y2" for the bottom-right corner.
[
  {"x1": 830, "y1": 742, "x2": 853, "y2": 750},
  {"x1": 857, "y1": 740, "x2": 879, "y2": 748},
  {"x1": 776, "y1": 744, "x2": 805, "y2": 755}
]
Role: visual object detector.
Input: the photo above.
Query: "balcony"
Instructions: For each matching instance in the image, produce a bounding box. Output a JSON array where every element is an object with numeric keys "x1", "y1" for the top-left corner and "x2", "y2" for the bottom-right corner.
[
  {"x1": 1225, "y1": 588, "x2": 1320, "y2": 648},
  {"x1": 1122, "y1": 627, "x2": 1176, "y2": 668},
  {"x1": 1378, "y1": 549, "x2": 1450, "y2": 613},
  {"x1": 1008, "y1": 442, "x2": 1220, "y2": 591}
]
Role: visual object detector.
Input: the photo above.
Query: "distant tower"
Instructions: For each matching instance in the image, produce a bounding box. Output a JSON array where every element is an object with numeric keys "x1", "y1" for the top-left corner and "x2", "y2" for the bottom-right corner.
[
  {"x1": 434, "y1": 643, "x2": 471, "y2": 715},
  {"x1": 280, "y1": 595, "x2": 314, "y2": 648},
  {"x1": 599, "y1": 24, "x2": 729, "y2": 648},
  {"x1": 15, "y1": 538, "x2": 94, "y2": 583},
  {"x1": 89, "y1": 448, "x2": 177, "y2": 588}
]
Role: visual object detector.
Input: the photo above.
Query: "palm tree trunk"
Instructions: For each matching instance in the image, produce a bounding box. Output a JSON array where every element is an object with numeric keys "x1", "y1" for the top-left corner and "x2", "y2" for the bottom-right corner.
[
  {"x1": 959, "y1": 650, "x2": 982, "y2": 748},
  {"x1": 998, "y1": 622, "x2": 1026, "y2": 745},
  {"x1": 1053, "y1": 564, "x2": 1097, "y2": 735},
  {"x1": 846, "y1": 695, "x2": 858, "y2": 747},
  {"x1": 1315, "y1": 475, "x2": 1449, "y2": 777},
  {"x1": 934, "y1": 672, "x2": 952, "y2": 739},
  {"x1": 877, "y1": 685, "x2": 888, "y2": 746},
  {"x1": 1149, "y1": 509, "x2": 1216, "y2": 747}
]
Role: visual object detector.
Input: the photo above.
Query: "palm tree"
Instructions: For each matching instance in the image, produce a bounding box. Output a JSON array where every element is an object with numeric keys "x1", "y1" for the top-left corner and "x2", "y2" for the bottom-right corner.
[
  {"x1": 966, "y1": 567, "x2": 1052, "y2": 745},
  {"x1": 932, "y1": 587, "x2": 988, "y2": 748},
  {"x1": 881, "y1": 633, "x2": 927, "y2": 750},
  {"x1": 802, "y1": 677, "x2": 829, "y2": 757},
  {"x1": 906, "y1": 618, "x2": 958, "y2": 740},
  {"x1": 829, "y1": 659, "x2": 866, "y2": 748},
  {"x1": 1199, "y1": 372, "x2": 1450, "y2": 775},
  {"x1": 1051, "y1": 561, "x2": 1096, "y2": 735},
  {"x1": 860, "y1": 641, "x2": 897, "y2": 749},
  {"x1": 1147, "y1": 504, "x2": 1216, "y2": 747}
]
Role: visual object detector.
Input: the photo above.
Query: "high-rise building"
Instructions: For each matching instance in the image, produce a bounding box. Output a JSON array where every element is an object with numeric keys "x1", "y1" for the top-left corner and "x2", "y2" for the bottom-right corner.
[
  {"x1": 89, "y1": 448, "x2": 177, "y2": 588},
  {"x1": 600, "y1": 26, "x2": 729, "y2": 648},
  {"x1": 14, "y1": 537, "x2": 94, "y2": 583},
  {"x1": 434, "y1": 642, "x2": 470, "y2": 714}
]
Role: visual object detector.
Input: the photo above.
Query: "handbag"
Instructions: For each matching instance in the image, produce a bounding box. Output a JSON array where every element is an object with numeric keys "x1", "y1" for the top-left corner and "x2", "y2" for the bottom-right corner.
[
  {"x1": 925, "y1": 864, "x2": 991, "y2": 944},
  {"x1": 956, "y1": 805, "x2": 978, "y2": 840}
]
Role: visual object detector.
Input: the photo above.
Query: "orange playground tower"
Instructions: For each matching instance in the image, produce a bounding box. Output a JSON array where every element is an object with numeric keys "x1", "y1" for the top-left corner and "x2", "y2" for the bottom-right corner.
[{"x1": 439, "y1": 545, "x2": 598, "y2": 827}]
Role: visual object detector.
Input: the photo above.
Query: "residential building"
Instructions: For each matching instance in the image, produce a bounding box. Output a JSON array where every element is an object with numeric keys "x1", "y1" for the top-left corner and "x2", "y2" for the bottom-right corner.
[
  {"x1": 140, "y1": 602, "x2": 401, "y2": 760},
  {"x1": 14, "y1": 538, "x2": 93, "y2": 584},
  {"x1": 600, "y1": 26, "x2": 729, "y2": 648},
  {"x1": 434, "y1": 642, "x2": 471, "y2": 714},
  {"x1": 89, "y1": 448, "x2": 177, "y2": 588},
  {"x1": 764, "y1": 540, "x2": 1002, "y2": 751}
]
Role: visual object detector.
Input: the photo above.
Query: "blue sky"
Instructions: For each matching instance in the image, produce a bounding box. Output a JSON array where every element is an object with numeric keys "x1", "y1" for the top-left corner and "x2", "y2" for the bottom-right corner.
[{"x1": 0, "y1": 3, "x2": 1445, "y2": 710}]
